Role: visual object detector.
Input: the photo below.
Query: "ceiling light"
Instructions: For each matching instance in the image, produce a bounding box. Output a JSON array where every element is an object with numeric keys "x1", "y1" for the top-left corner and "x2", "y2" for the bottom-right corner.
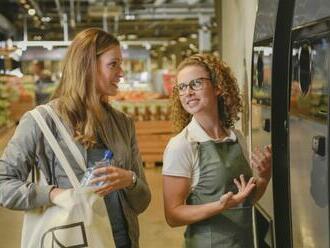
[
  {"x1": 28, "y1": 9, "x2": 36, "y2": 16},
  {"x1": 125, "y1": 14, "x2": 135, "y2": 20},
  {"x1": 41, "y1": 17, "x2": 51, "y2": 22}
]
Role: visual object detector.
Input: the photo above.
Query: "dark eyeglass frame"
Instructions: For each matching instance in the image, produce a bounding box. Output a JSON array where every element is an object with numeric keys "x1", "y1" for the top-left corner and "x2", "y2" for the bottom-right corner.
[{"x1": 176, "y1": 77, "x2": 211, "y2": 95}]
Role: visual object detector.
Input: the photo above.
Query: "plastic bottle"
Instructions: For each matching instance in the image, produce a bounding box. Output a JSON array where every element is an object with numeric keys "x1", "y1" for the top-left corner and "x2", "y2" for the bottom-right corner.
[{"x1": 80, "y1": 150, "x2": 113, "y2": 187}]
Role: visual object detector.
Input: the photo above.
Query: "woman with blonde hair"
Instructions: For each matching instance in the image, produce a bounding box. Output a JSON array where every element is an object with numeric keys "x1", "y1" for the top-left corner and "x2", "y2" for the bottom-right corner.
[
  {"x1": 162, "y1": 53, "x2": 271, "y2": 247},
  {"x1": 0, "y1": 28, "x2": 151, "y2": 248}
]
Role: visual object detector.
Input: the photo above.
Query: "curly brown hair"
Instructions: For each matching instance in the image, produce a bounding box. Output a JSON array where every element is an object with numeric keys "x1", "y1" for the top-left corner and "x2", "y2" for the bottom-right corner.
[{"x1": 171, "y1": 53, "x2": 242, "y2": 133}]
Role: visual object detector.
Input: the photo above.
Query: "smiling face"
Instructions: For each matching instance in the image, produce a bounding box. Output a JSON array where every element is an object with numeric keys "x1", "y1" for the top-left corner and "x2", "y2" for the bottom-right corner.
[
  {"x1": 177, "y1": 65, "x2": 221, "y2": 117},
  {"x1": 96, "y1": 45, "x2": 123, "y2": 97}
]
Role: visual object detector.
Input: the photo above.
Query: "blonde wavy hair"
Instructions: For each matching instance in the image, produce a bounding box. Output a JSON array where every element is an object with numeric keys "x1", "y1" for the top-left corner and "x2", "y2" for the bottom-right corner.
[
  {"x1": 52, "y1": 28, "x2": 120, "y2": 148},
  {"x1": 171, "y1": 53, "x2": 242, "y2": 132}
]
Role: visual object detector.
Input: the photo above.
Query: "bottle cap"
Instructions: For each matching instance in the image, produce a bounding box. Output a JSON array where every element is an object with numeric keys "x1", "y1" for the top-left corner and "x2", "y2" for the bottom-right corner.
[{"x1": 103, "y1": 150, "x2": 113, "y2": 160}]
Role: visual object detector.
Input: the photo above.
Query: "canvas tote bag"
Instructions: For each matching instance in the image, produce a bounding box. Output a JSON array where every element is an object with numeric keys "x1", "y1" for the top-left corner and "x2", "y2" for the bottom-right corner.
[{"x1": 21, "y1": 107, "x2": 115, "y2": 248}]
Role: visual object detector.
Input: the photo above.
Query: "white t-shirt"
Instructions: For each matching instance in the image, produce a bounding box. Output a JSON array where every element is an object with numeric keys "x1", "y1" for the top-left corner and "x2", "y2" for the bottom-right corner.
[{"x1": 162, "y1": 117, "x2": 237, "y2": 189}]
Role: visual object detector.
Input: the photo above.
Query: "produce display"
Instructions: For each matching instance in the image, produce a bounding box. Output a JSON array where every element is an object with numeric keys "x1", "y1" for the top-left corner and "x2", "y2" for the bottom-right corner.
[
  {"x1": 0, "y1": 76, "x2": 35, "y2": 125},
  {"x1": 110, "y1": 90, "x2": 165, "y2": 101},
  {"x1": 0, "y1": 76, "x2": 20, "y2": 128},
  {"x1": 110, "y1": 91, "x2": 170, "y2": 121},
  {"x1": 0, "y1": 83, "x2": 11, "y2": 127}
]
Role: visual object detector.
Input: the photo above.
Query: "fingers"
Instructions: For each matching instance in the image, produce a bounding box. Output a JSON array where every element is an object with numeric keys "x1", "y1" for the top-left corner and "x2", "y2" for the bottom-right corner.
[
  {"x1": 90, "y1": 172, "x2": 117, "y2": 185},
  {"x1": 220, "y1": 176, "x2": 256, "y2": 209},
  {"x1": 233, "y1": 174, "x2": 246, "y2": 191},
  {"x1": 232, "y1": 175, "x2": 256, "y2": 200},
  {"x1": 252, "y1": 147, "x2": 265, "y2": 165},
  {"x1": 265, "y1": 144, "x2": 272, "y2": 154},
  {"x1": 94, "y1": 184, "x2": 113, "y2": 196},
  {"x1": 219, "y1": 191, "x2": 234, "y2": 205},
  {"x1": 86, "y1": 166, "x2": 133, "y2": 196},
  {"x1": 234, "y1": 175, "x2": 255, "y2": 190},
  {"x1": 245, "y1": 177, "x2": 256, "y2": 193},
  {"x1": 240, "y1": 174, "x2": 246, "y2": 188},
  {"x1": 94, "y1": 179, "x2": 120, "y2": 196},
  {"x1": 233, "y1": 178, "x2": 241, "y2": 190},
  {"x1": 93, "y1": 166, "x2": 115, "y2": 176},
  {"x1": 251, "y1": 145, "x2": 272, "y2": 173}
]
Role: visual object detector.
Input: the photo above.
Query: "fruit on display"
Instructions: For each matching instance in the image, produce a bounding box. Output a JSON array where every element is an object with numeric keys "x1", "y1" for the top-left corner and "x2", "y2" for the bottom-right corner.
[
  {"x1": 108, "y1": 90, "x2": 171, "y2": 121},
  {"x1": 110, "y1": 90, "x2": 165, "y2": 101},
  {"x1": 0, "y1": 76, "x2": 35, "y2": 125},
  {"x1": 0, "y1": 78, "x2": 18, "y2": 128}
]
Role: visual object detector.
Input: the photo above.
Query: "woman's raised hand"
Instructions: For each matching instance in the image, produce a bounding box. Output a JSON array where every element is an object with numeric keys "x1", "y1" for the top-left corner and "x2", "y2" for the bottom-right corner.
[
  {"x1": 251, "y1": 145, "x2": 272, "y2": 182},
  {"x1": 218, "y1": 175, "x2": 256, "y2": 210}
]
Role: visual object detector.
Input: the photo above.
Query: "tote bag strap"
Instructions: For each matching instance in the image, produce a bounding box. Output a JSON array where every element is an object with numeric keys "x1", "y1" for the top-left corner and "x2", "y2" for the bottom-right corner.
[
  {"x1": 41, "y1": 104, "x2": 86, "y2": 171},
  {"x1": 30, "y1": 109, "x2": 80, "y2": 189}
]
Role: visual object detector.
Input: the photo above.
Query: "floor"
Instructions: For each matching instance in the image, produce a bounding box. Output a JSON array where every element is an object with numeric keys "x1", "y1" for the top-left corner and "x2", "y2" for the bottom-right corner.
[{"x1": 0, "y1": 125, "x2": 184, "y2": 248}]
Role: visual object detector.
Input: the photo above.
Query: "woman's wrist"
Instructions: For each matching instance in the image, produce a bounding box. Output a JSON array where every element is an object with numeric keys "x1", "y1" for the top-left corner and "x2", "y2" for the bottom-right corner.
[
  {"x1": 256, "y1": 175, "x2": 271, "y2": 185},
  {"x1": 127, "y1": 170, "x2": 137, "y2": 190}
]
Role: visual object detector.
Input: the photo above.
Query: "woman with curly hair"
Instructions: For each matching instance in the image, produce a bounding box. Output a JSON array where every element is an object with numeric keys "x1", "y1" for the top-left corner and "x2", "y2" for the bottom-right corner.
[{"x1": 162, "y1": 53, "x2": 271, "y2": 247}]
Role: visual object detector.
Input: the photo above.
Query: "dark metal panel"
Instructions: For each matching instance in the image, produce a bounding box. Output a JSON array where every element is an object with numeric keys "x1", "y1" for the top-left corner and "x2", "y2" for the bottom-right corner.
[
  {"x1": 289, "y1": 35, "x2": 329, "y2": 247},
  {"x1": 271, "y1": 0, "x2": 295, "y2": 247},
  {"x1": 254, "y1": 0, "x2": 279, "y2": 42},
  {"x1": 293, "y1": 0, "x2": 330, "y2": 28}
]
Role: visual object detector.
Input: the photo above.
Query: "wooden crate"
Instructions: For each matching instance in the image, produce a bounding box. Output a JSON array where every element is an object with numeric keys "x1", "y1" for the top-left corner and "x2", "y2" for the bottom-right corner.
[{"x1": 135, "y1": 120, "x2": 174, "y2": 168}]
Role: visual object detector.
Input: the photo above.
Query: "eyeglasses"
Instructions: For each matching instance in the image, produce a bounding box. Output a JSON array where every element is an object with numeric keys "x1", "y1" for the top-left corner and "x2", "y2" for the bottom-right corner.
[{"x1": 176, "y1": 77, "x2": 211, "y2": 95}]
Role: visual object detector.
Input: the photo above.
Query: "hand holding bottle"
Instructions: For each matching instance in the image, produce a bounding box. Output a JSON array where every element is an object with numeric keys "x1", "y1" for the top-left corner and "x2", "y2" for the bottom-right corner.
[
  {"x1": 80, "y1": 150, "x2": 113, "y2": 187},
  {"x1": 92, "y1": 167, "x2": 135, "y2": 196}
]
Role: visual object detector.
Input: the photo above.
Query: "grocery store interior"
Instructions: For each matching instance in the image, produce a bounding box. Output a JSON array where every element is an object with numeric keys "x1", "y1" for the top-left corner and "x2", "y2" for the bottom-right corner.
[
  {"x1": 0, "y1": 1, "x2": 227, "y2": 247},
  {"x1": 0, "y1": 0, "x2": 330, "y2": 247}
]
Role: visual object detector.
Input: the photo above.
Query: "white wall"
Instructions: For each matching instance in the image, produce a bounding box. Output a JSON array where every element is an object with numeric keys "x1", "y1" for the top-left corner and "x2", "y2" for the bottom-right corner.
[
  {"x1": 221, "y1": 0, "x2": 258, "y2": 135},
  {"x1": 222, "y1": 0, "x2": 257, "y2": 85}
]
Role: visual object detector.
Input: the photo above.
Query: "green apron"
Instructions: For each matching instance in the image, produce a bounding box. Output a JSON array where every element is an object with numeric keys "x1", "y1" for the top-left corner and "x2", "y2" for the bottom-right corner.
[{"x1": 184, "y1": 140, "x2": 254, "y2": 248}]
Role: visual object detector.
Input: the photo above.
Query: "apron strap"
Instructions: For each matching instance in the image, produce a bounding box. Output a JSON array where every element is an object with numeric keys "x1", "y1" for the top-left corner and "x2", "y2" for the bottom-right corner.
[{"x1": 232, "y1": 129, "x2": 250, "y2": 163}]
